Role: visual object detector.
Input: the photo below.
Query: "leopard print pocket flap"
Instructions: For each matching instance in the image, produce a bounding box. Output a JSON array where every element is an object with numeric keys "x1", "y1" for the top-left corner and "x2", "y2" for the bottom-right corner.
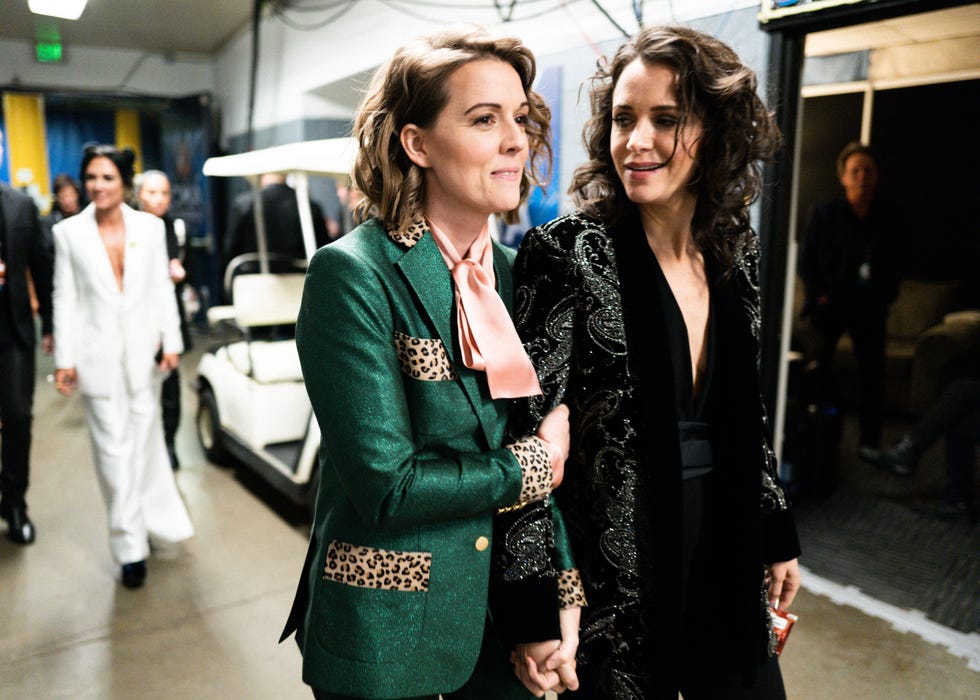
[
  {"x1": 323, "y1": 539, "x2": 432, "y2": 592},
  {"x1": 393, "y1": 330, "x2": 457, "y2": 381}
]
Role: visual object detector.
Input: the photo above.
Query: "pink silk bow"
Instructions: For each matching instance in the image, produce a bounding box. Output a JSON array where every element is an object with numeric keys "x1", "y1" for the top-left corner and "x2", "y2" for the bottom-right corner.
[{"x1": 427, "y1": 219, "x2": 541, "y2": 399}]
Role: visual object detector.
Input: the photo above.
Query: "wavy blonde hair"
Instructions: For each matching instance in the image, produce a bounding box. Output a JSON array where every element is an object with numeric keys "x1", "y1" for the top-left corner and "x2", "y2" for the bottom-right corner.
[{"x1": 351, "y1": 26, "x2": 552, "y2": 230}]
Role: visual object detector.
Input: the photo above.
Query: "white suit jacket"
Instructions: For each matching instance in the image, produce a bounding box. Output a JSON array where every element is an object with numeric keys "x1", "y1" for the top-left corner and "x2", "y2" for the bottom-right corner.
[{"x1": 53, "y1": 203, "x2": 183, "y2": 397}]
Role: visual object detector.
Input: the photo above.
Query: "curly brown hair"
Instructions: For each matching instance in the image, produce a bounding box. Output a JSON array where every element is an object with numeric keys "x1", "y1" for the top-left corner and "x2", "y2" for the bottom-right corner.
[
  {"x1": 570, "y1": 25, "x2": 781, "y2": 270},
  {"x1": 351, "y1": 26, "x2": 552, "y2": 231}
]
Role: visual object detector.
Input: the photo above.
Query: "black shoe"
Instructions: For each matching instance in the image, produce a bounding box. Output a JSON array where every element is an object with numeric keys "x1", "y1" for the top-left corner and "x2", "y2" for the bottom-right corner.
[
  {"x1": 167, "y1": 442, "x2": 180, "y2": 471},
  {"x1": 121, "y1": 560, "x2": 147, "y2": 589},
  {"x1": 2, "y1": 505, "x2": 36, "y2": 545},
  {"x1": 857, "y1": 445, "x2": 881, "y2": 465},
  {"x1": 879, "y1": 435, "x2": 921, "y2": 476},
  {"x1": 930, "y1": 500, "x2": 977, "y2": 524}
]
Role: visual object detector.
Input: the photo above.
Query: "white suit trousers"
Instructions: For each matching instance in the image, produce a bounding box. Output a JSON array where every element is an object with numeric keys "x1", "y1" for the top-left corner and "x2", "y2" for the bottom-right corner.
[{"x1": 83, "y1": 373, "x2": 194, "y2": 565}]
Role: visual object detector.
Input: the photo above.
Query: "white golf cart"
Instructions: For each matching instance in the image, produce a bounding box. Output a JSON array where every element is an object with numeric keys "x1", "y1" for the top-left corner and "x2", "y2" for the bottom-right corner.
[{"x1": 195, "y1": 137, "x2": 356, "y2": 511}]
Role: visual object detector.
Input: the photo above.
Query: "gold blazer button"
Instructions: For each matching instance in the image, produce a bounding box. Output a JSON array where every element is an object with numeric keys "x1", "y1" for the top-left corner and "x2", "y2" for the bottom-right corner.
[{"x1": 474, "y1": 536, "x2": 489, "y2": 552}]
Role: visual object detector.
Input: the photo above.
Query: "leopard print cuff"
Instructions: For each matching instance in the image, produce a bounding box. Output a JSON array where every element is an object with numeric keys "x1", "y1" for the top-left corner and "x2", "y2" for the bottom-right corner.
[
  {"x1": 507, "y1": 436, "x2": 552, "y2": 505},
  {"x1": 558, "y1": 569, "x2": 587, "y2": 609},
  {"x1": 323, "y1": 539, "x2": 431, "y2": 592}
]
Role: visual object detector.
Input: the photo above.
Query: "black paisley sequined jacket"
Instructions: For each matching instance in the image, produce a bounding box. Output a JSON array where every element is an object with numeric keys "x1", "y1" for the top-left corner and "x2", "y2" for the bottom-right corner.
[{"x1": 502, "y1": 211, "x2": 801, "y2": 697}]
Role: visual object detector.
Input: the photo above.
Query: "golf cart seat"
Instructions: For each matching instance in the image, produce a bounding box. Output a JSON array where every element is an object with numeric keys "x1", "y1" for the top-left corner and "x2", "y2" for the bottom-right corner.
[
  {"x1": 211, "y1": 271, "x2": 307, "y2": 384},
  {"x1": 229, "y1": 271, "x2": 305, "y2": 327},
  {"x1": 207, "y1": 252, "x2": 307, "y2": 326},
  {"x1": 224, "y1": 339, "x2": 304, "y2": 383}
]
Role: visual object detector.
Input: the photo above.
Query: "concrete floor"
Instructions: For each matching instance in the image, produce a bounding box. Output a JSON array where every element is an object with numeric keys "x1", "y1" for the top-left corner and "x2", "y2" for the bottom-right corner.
[{"x1": 1, "y1": 345, "x2": 978, "y2": 699}]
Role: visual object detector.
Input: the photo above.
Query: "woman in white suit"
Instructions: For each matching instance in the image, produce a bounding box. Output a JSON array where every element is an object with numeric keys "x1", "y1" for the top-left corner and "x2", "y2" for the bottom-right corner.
[{"x1": 53, "y1": 145, "x2": 193, "y2": 589}]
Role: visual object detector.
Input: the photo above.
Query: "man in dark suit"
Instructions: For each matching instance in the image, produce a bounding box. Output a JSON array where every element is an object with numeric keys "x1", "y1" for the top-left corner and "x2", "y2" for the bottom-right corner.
[
  {"x1": 221, "y1": 172, "x2": 329, "y2": 287},
  {"x1": 0, "y1": 128, "x2": 54, "y2": 544},
  {"x1": 798, "y1": 141, "x2": 904, "y2": 457}
]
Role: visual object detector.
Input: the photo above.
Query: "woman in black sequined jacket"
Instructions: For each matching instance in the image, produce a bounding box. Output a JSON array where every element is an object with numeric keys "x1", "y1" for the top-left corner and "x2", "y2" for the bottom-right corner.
[{"x1": 495, "y1": 25, "x2": 802, "y2": 699}]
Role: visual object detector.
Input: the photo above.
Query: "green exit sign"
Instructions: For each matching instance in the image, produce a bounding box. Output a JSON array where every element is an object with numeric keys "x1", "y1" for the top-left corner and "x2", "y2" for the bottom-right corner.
[{"x1": 35, "y1": 40, "x2": 64, "y2": 63}]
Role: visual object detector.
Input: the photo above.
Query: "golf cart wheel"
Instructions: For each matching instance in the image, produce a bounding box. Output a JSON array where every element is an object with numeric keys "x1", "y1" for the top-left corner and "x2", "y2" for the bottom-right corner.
[{"x1": 197, "y1": 385, "x2": 230, "y2": 465}]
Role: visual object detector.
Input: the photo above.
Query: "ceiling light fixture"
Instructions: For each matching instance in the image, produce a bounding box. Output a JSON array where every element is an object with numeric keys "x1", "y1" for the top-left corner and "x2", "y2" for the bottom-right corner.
[{"x1": 28, "y1": 0, "x2": 88, "y2": 21}]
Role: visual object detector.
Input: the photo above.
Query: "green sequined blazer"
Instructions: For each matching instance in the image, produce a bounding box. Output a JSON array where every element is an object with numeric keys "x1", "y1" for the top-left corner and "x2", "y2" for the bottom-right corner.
[{"x1": 280, "y1": 217, "x2": 571, "y2": 698}]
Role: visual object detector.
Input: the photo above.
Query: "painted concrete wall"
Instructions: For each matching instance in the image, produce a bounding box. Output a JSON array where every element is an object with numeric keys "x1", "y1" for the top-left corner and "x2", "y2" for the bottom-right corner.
[
  {"x1": 213, "y1": 0, "x2": 761, "y2": 146},
  {"x1": 211, "y1": 1, "x2": 764, "y2": 210},
  {"x1": 0, "y1": 0, "x2": 780, "y2": 212}
]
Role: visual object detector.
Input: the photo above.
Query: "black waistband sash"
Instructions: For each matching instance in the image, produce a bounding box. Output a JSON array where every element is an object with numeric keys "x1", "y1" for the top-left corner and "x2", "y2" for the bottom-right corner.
[{"x1": 679, "y1": 420, "x2": 713, "y2": 480}]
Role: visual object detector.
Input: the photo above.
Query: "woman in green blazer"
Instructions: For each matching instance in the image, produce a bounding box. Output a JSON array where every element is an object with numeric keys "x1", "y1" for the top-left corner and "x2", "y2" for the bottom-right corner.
[{"x1": 280, "y1": 27, "x2": 581, "y2": 699}]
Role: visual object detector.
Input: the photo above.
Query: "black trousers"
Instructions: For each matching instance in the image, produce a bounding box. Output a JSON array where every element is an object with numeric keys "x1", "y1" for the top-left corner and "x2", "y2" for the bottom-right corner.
[
  {"x1": 807, "y1": 301, "x2": 887, "y2": 447},
  {"x1": 909, "y1": 378, "x2": 980, "y2": 508},
  {"x1": 571, "y1": 476, "x2": 788, "y2": 699},
  {"x1": 0, "y1": 340, "x2": 35, "y2": 511},
  {"x1": 677, "y1": 477, "x2": 787, "y2": 700},
  {"x1": 161, "y1": 366, "x2": 181, "y2": 446},
  {"x1": 677, "y1": 655, "x2": 786, "y2": 700}
]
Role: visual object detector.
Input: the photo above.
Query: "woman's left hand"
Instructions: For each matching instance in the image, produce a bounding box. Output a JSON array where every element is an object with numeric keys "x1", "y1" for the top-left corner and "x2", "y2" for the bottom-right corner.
[
  {"x1": 765, "y1": 558, "x2": 801, "y2": 610},
  {"x1": 511, "y1": 605, "x2": 581, "y2": 695},
  {"x1": 512, "y1": 639, "x2": 560, "y2": 697},
  {"x1": 168, "y1": 258, "x2": 186, "y2": 284},
  {"x1": 54, "y1": 367, "x2": 77, "y2": 396},
  {"x1": 159, "y1": 352, "x2": 180, "y2": 371}
]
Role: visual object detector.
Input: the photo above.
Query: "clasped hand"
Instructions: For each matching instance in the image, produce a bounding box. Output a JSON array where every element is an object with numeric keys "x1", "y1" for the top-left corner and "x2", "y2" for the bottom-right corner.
[
  {"x1": 511, "y1": 606, "x2": 581, "y2": 696},
  {"x1": 509, "y1": 405, "x2": 577, "y2": 694}
]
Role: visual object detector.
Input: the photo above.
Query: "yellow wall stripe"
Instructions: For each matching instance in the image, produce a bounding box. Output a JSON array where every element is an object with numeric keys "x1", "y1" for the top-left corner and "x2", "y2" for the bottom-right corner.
[
  {"x1": 114, "y1": 109, "x2": 143, "y2": 174},
  {"x1": 2, "y1": 92, "x2": 51, "y2": 213}
]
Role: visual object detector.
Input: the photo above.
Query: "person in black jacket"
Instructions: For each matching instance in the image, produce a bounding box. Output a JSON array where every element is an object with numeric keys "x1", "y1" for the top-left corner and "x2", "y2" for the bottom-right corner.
[
  {"x1": 877, "y1": 377, "x2": 979, "y2": 523},
  {"x1": 0, "y1": 128, "x2": 54, "y2": 544},
  {"x1": 496, "y1": 26, "x2": 801, "y2": 698},
  {"x1": 798, "y1": 141, "x2": 904, "y2": 457},
  {"x1": 137, "y1": 170, "x2": 191, "y2": 470},
  {"x1": 221, "y1": 172, "x2": 329, "y2": 286}
]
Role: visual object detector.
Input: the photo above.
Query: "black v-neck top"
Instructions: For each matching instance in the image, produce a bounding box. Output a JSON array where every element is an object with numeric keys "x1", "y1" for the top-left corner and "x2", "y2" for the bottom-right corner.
[
  {"x1": 646, "y1": 245, "x2": 716, "y2": 420},
  {"x1": 630, "y1": 230, "x2": 716, "y2": 479}
]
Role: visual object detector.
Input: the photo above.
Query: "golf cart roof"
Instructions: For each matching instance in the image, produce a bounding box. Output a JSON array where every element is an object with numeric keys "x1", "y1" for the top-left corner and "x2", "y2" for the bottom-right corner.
[
  {"x1": 202, "y1": 136, "x2": 358, "y2": 179},
  {"x1": 202, "y1": 137, "x2": 358, "y2": 269}
]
